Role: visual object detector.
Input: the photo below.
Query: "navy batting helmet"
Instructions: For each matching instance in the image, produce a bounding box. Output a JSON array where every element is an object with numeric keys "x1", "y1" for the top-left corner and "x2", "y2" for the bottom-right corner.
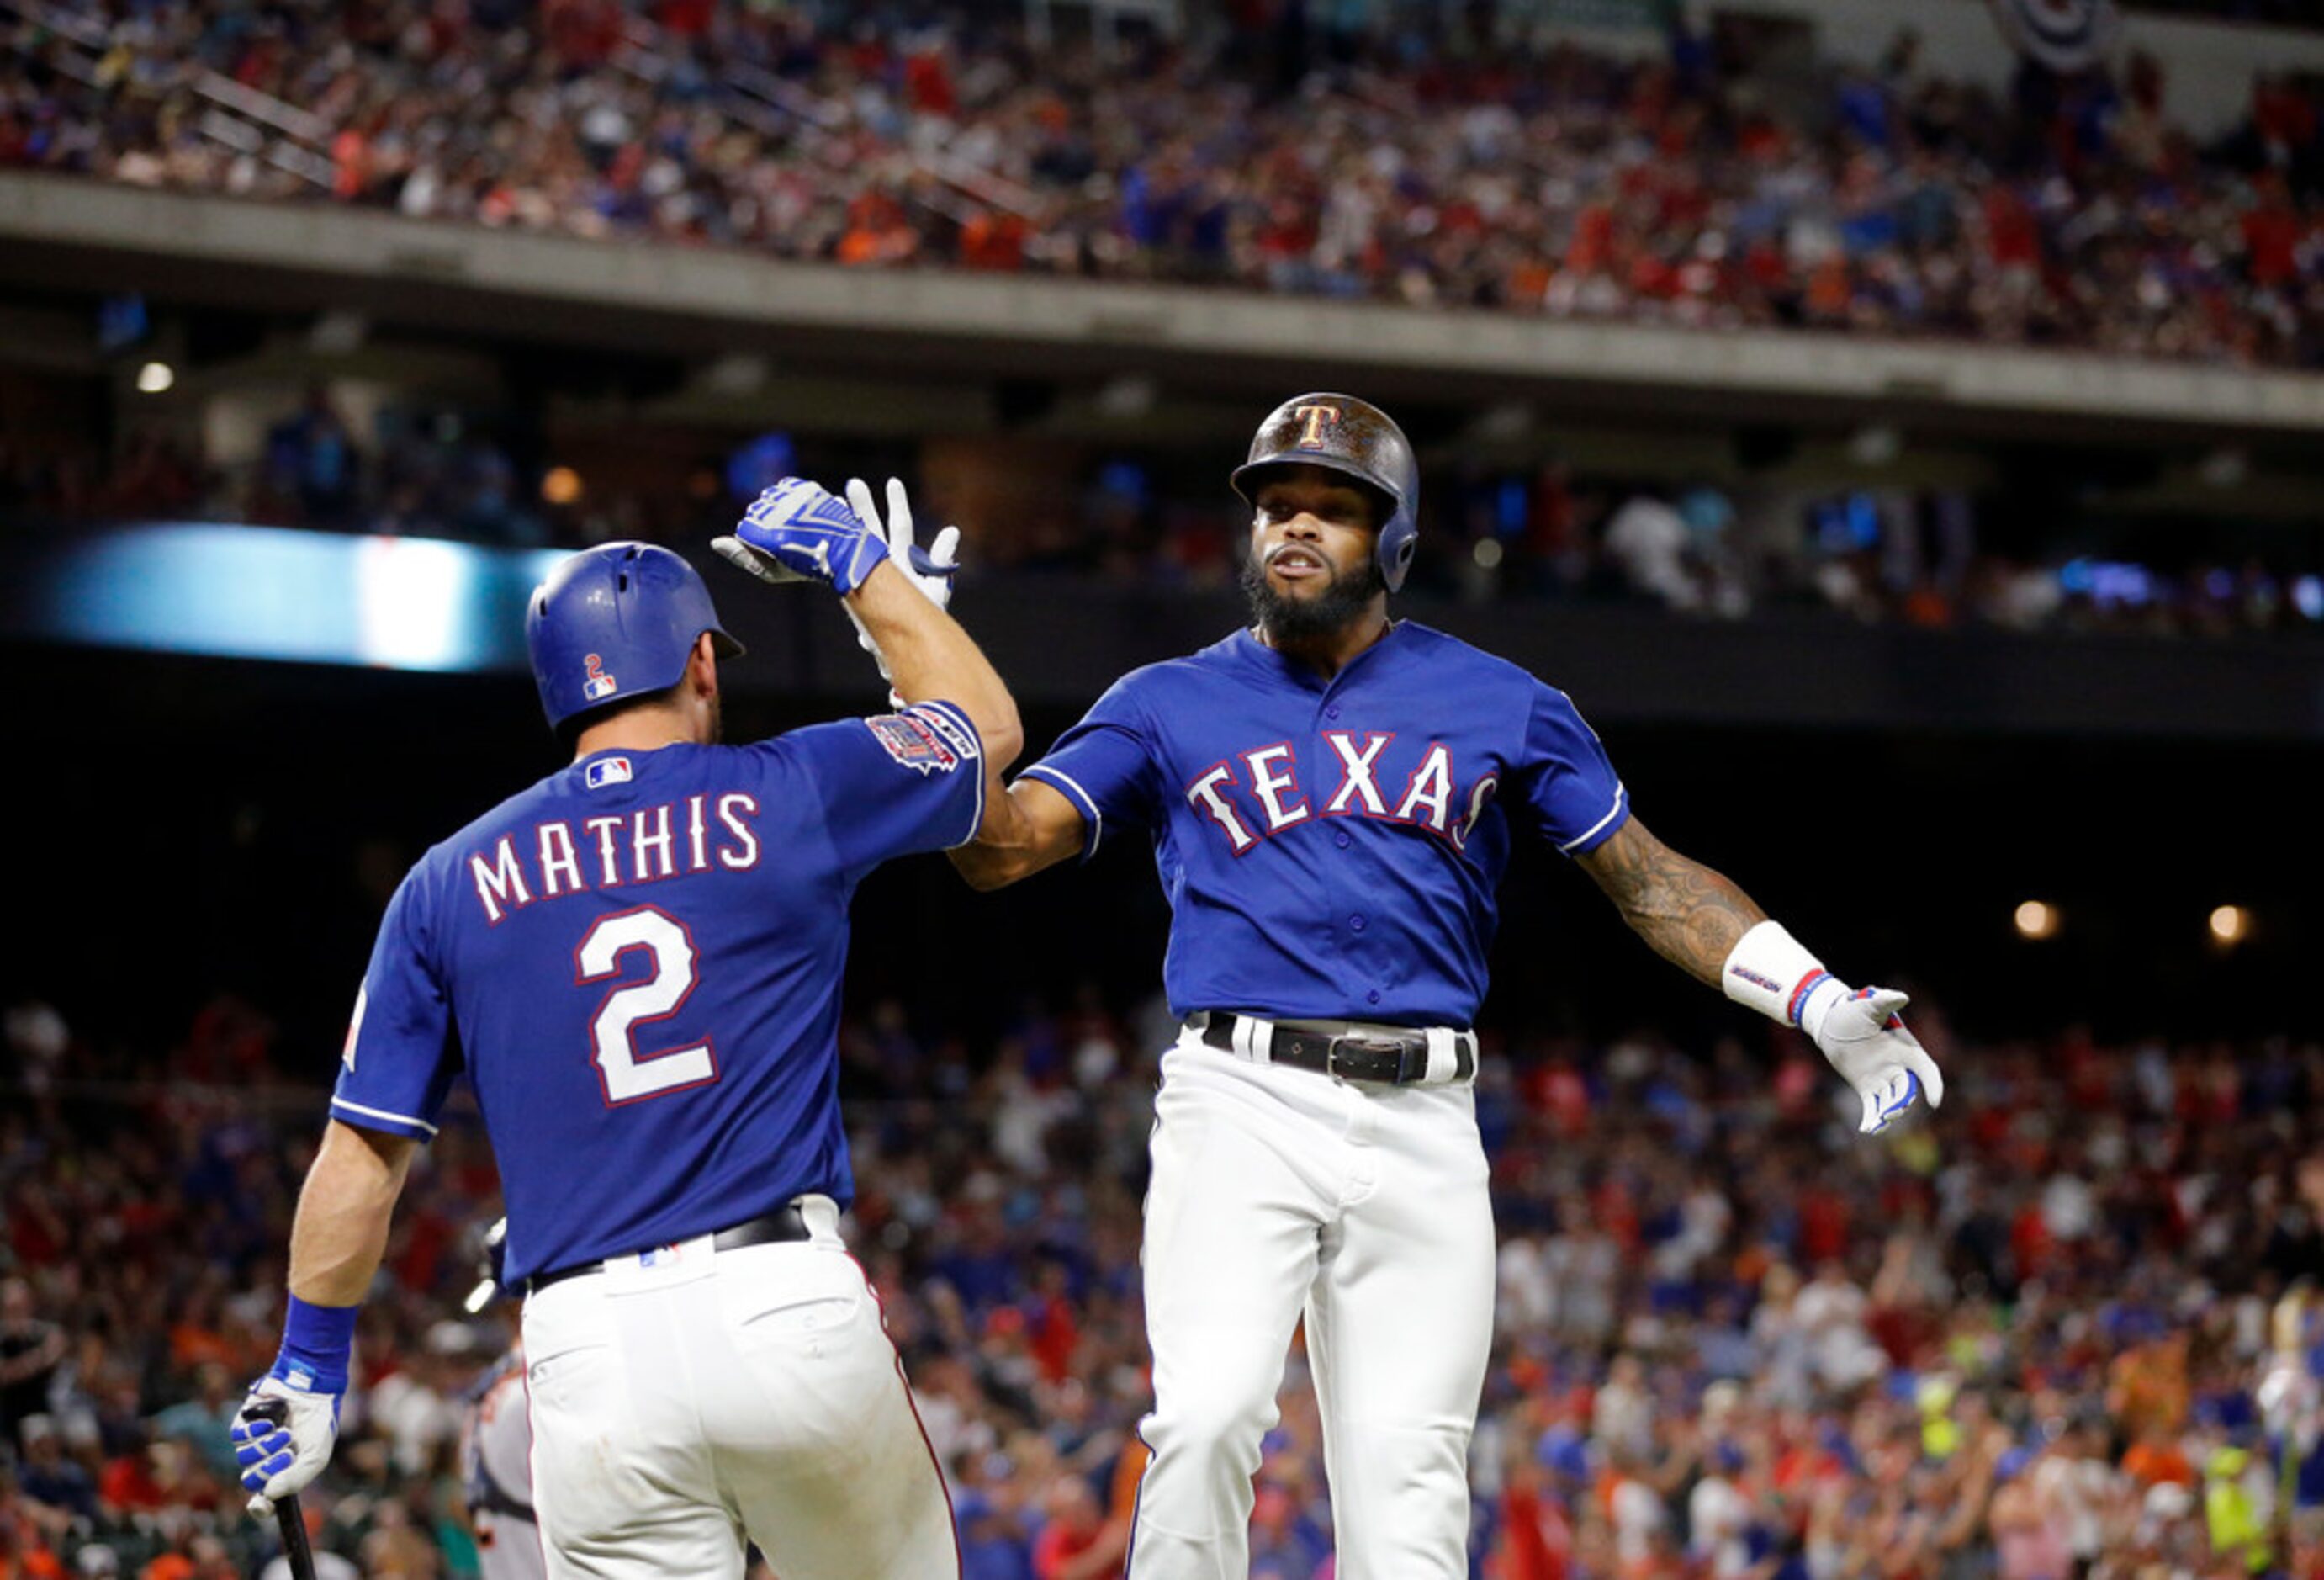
[
  {"x1": 525, "y1": 543, "x2": 744, "y2": 734},
  {"x1": 1230, "y1": 393, "x2": 1421, "y2": 593}
]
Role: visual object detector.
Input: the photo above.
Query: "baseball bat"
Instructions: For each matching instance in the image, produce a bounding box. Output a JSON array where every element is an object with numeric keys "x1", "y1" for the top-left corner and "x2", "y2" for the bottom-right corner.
[{"x1": 246, "y1": 1398, "x2": 319, "y2": 1580}]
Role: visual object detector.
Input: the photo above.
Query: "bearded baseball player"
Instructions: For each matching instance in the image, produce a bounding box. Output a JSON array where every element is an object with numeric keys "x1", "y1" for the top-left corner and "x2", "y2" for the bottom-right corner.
[
  {"x1": 946, "y1": 393, "x2": 1945, "y2": 1577},
  {"x1": 230, "y1": 479, "x2": 1020, "y2": 1580}
]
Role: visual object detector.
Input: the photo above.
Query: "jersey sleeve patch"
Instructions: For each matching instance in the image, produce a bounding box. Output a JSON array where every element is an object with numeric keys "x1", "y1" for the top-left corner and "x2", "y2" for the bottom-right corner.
[{"x1": 863, "y1": 703, "x2": 980, "y2": 777}]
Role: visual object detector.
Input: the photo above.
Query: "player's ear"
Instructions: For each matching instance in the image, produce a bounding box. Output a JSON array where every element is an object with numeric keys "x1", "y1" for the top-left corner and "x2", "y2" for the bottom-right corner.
[{"x1": 688, "y1": 632, "x2": 719, "y2": 697}]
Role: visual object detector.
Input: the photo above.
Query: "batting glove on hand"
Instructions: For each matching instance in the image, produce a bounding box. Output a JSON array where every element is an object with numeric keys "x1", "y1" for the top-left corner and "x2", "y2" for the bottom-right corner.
[
  {"x1": 713, "y1": 477, "x2": 889, "y2": 596},
  {"x1": 1800, "y1": 984, "x2": 1945, "y2": 1136},
  {"x1": 231, "y1": 1373, "x2": 341, "y2": 1518},
  {"x1": 839, "y1": 476, "x2": 961, "y2": 685}
]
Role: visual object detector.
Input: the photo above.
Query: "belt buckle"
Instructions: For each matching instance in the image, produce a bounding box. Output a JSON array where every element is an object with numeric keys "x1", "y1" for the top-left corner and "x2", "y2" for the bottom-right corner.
[{"x1": 1333, "y1": 1034, "x2": 1411, "y2": 1085}]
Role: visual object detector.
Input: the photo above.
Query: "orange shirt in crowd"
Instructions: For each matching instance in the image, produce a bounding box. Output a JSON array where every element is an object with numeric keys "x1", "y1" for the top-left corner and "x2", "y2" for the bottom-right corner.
[{"x1": 2121, "y1": 1439, "x2": 2194, "y2": 1489}]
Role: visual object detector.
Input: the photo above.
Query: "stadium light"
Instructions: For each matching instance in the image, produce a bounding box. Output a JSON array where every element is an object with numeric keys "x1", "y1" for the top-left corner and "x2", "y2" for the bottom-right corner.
[
  {"x1": 135, "y1": 361, "x2": 174, "y2": 395},
  {"x1": 2209, "y1": 905, "x2": 2249, "y2": 946},
  {"x1": 2014, "y1": 900, "x2": 2058, "y2": 941},
  {"x1": 541, "y1": 466, "x2": 583, "y2": 506}
]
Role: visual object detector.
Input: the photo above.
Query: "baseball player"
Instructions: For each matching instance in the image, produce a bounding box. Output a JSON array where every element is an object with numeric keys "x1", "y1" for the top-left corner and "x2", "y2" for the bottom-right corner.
[
  {"x1": 229, "y1": 477, "x2": 1023, "y2": 1580},
  {"x1": 455, "y1": 1221, "x2": 542, "y2": 1580},
  {"x1": 946, "y1": 394, "x2": 1946, "y2": 1578}
]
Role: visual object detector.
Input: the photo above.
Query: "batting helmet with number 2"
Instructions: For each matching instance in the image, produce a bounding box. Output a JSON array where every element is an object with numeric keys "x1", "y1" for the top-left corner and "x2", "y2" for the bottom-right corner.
[
  {"x1": 526, "y1": 543, "x2": 744, "y2": 734},
  {"x1": 1230, "y1": 393, "x2": 1421, "y2": 592}
]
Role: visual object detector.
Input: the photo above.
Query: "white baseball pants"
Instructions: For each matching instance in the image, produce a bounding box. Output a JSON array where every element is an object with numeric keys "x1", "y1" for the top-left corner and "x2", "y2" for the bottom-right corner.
[
  {"x1": 519, "y1": 1196, "x2": 956, "y2": 1579},
  {"x1": 1128, "y1": 1032, "x2": 1497, "y2": 1579}
]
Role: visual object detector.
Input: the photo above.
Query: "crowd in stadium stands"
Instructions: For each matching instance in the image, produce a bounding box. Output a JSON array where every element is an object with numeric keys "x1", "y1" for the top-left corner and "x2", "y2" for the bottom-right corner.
[
  {"x1": 1, "y1": 3, "x2": 2321, "y2": 367},
  {"x1": 3, "y1": 987, "x2": 2322, "y2": 1579}
]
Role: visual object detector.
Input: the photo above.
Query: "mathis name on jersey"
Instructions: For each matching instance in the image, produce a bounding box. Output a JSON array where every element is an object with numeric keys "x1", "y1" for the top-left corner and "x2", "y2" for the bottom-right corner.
[
  {"x1": 1188, "y1": 733, "x2": 1499, "y2": 856},
  {"x1": 467, "y1": 793, "x2": 761, "y2": 924}
]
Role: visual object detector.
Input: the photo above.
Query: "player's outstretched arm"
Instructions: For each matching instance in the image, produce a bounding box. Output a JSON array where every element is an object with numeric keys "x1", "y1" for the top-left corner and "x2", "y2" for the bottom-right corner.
[
  {"x1": 232, "y1": 1120, "x2": 419, "y2": 1518},
  {"x1": 1575, "y1": 816, "x2": 1767, "y2": 989},
  {"x1": 714, "y1": 475, "x2": 1024, "y2": 793},
  {"x1": 948, "y1": 776, "x2": 1088, "y2": 890},
  {"x1": 1577, "y1": 816, "x2": 1944, "y2": 1134},
  {"x1": 848, "y1": 559, "x2": 1024, "y2": 780}
]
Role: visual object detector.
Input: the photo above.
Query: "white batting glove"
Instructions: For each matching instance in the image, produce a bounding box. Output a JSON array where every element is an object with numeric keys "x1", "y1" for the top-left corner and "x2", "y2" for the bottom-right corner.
[
  {"x1": 839, "y1": 476, "x2": 961, "y2": 689},
  {"x1": 851, "y1": 476, "x2": 960, "y2": 611},
  {"x1": 1800, "y1": 984, "x2": 1945, "y2": 1135},
  {"x1": 231, "y1": 1375, "x2": 341, "y2": 1517}
]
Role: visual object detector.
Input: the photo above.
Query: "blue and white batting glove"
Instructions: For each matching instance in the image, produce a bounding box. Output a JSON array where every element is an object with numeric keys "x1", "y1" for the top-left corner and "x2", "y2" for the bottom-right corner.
[
  {"x1": 839, "y1": 476, "x2": 961, "y2": 690},
  {"x1": 713, "y1": 476, "x2": 890, "y2": 596},
  {"x1": 231, "y1": 1372, "x2": 342, "y2": 1518},
  {"x1": 1798, "y1": 983, "x2": 1946, "y2": 1135}
]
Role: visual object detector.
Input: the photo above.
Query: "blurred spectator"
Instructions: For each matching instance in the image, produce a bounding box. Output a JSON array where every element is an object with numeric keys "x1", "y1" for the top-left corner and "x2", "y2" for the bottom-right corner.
[
  {"x1": 146, "y1": 1366, "x2": 236, "y2": 1487},
  {"x1": 263, "y1": 388, "x2": 358, "y2": 529},
  {"x1": 1601, "y1": 493, "x2": 1702, "y2": 612},
  {"x1": 0, "y1": 1283, "x2": 65, "y2": 1446}
]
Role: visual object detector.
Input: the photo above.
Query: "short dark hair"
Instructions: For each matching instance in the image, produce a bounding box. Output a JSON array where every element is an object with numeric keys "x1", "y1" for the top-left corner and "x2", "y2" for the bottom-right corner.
[{"x1": 553, "y1": 678, "x2": 682, "y2": 751}]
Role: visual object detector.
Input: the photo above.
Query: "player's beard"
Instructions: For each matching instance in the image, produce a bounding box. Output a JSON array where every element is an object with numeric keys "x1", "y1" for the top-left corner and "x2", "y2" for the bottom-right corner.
[{"x1": 1241, "y1": 549, "x2": 1386, "y2": 645}]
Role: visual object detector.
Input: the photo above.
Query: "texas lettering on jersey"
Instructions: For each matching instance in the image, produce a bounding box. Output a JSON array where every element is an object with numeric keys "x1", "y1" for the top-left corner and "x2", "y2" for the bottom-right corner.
[
  {"x1": 1183, "y1": 734, "x2": 1500, "y2": 856},
  {"x1": 1024, "y1": 623, "x2": 1627, "y2": 1028}
]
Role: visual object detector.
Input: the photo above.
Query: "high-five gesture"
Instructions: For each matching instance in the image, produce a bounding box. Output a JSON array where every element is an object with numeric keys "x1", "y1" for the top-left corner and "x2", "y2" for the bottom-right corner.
[
  {"x1": 847, "y1": 477, "x2": 959, "y2": 612},
  {"x1": 840, "y1": 478, "x2": 961, "y2": 688},
  {"x1": 714, "y1": 476, "x2": 889, "y2": 594}
]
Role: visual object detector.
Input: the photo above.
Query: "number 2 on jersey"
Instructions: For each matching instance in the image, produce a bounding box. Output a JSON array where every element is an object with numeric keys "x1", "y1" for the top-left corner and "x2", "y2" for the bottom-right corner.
[{"x1": 574, "y1": 905, "x2": 718, "y2": 1105}]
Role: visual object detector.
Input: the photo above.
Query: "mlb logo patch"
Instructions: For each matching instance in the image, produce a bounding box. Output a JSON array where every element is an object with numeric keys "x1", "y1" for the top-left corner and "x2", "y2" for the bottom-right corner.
[
  {"x1": 582, "y1": 653, "x2": 618, "y2": 703},
  {"x1": 865, "y1": 713, "x2": 961, "y2": 776},
  {"x1": 585, "y1": 756, "x2": 633, "y2": 789}
]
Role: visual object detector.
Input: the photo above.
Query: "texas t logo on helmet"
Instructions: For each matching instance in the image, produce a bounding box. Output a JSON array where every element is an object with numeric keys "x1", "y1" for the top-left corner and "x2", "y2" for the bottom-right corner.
[{"x1": 1291, "y1": 403, "x2": 1342, "y2": 448}]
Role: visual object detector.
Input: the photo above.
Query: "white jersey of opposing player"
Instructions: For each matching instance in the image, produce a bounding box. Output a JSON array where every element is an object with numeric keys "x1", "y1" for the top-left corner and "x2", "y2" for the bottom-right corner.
[{"x1": 462, "y1": 1350, "x2": 546, "y2": 1580}]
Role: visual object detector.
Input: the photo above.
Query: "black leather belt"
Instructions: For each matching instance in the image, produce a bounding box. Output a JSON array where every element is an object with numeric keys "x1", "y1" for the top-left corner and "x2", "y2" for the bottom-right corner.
[
  {"x1": 1195, "y1": 1012, "x2": 1476, "y2": 1085},
  {"x1": 526, "y1": 1204, "x2": 813, "y2": 1294}
]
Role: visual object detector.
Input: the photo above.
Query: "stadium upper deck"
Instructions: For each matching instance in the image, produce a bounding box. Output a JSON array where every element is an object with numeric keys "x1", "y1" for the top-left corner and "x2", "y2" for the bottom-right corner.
[{"x1": 0, "y1": 0, "x2": 2318, "y2": 374}]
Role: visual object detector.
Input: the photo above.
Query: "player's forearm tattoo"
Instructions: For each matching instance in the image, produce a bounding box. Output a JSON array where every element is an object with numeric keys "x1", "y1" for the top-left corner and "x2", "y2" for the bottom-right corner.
[{"x1": 1580, "y1": 821, "x2": 1768, "y2": 989}]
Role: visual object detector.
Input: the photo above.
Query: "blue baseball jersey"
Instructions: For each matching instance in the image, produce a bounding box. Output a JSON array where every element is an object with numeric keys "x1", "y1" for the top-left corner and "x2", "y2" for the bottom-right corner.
[
  {"x1": 331, "y1": 701, "x2": 985, "y2": 1286},
  {"x1": 1022, "y1": 623, "x2": 1626, "y2": 1027}
]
